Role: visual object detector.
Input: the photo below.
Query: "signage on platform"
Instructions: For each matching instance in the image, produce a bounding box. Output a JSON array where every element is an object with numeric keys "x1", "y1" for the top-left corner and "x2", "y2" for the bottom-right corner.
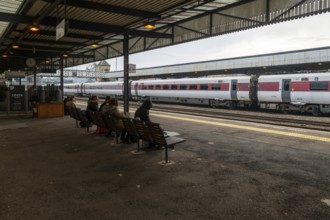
[
  {"x1": 56, "y1": 19, "x2": 67, "y2": 41},
  {"x1": 4, "y1": 71, "x2": 26, "y2": 78},
  {"x1": 129, "y1": 64, "x2": 136, "y2": 73},
  {"x1": 9, "y1": 86, "x2": 25, "y2": 111}
]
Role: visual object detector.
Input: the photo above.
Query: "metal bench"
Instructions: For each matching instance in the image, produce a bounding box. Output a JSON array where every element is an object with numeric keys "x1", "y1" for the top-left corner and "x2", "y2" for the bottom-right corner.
[
  {"x1": 102, "y1": 114, "x2": 121, "y2": 144},
  {"x1": 67, "y1": 106, "x2": 90, "y2": 132},
  {"x1": 94, "y1": 111, "x2": 107, "y2": 130},
  {"x1": 122, "y1": 117, "x2": 140, "y2": 152},
  {"x1": 147, "y1": 122, "x2": 186, "y2": 164},
  {"x1": 133, "y1": 119, "x2": 153, "y2": 147},
  {"x1": 133, "y1": 119, "x2": 186, "y2": 163},
  {"x1": 66, "y1": 106, "x2": 78, "y2": 125},
  {"x1": 75, "y1": 108, "x2": 91, "y2": 132}
]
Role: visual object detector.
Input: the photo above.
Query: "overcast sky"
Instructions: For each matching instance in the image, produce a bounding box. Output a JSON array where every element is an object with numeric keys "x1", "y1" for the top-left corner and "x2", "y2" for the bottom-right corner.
[{"x1": 72, "y1": 12, "x2": 330, "y2": 71}]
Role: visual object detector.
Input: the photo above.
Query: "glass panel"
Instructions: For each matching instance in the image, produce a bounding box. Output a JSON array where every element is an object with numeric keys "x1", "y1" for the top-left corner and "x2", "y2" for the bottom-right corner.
[
  {"x1": 200, "y1": 84, "x2": 208, "y2": 90},
  {"x1": 211, "y1": 84, "x2": 220, "y2": 90},
  {"x1": 190, "y1": 84, "x2": 197, "y2": 90},
  {"x1": 310, "y1": 82, "x2": 328, "y2": 91},
  {"x1": 180, "y1": 85, "x2": 187, "y2": 90}
]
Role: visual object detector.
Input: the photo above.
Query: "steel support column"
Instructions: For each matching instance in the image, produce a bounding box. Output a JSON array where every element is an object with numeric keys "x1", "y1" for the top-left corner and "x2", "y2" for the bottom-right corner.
[
  {"x1": 123, "y1": 33, "x2": 129, "y2": 113},
  {"x1": 33, "y1": 68, "x2": 36, "y2": 87},
  {"x1": 266, "y1": 0, "x2": 270, "y2": 23},
  {"x1": 60, "y1": 57, "x2": 64, "y2": 101}
]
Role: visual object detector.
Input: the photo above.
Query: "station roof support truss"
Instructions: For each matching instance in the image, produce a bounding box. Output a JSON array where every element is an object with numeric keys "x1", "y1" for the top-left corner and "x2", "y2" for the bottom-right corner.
[{"x1": 0, "y1": 0, "x2": 329, "y2": 73}]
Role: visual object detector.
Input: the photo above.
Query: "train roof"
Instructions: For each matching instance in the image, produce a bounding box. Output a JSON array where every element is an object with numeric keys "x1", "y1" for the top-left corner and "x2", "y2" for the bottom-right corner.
[
  {"x1": 259, "y1": 72, "x2": 330, "y2": 79},
  {"x1": 132, "y1": 75, "x2": 250, "y2": 84},
  {"x1": 83, "y1": 81, "x2": 123, "y2": 85}
]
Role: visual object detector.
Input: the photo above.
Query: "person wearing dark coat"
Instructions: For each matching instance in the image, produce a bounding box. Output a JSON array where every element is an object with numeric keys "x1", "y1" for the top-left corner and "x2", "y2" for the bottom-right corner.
[
  {"x1": 84, "y1": 96, "x2": 99, "y2": 128},
  {"x1": 135, "y1": 99, "x2": 154, "y2": 148},
  {"x1": 99, "y1": 96, "x2": 111, "y2": 112},
  {"x1": 86, "y1": 96, "x2": 99, "y2": 111},
  {"x1": 134, "y1": 99, "x2": 152, "y2": 122}
]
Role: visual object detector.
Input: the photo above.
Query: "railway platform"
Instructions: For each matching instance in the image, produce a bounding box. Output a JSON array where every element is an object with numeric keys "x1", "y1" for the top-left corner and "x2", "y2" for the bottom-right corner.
[{"x1": 1, "y1": 111, "x2": 330, "y2": 220}]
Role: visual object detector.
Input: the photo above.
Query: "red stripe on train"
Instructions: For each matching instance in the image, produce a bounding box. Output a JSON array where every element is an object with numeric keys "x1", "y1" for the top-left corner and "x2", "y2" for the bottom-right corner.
[
  {"x1": 237, "y1": 83, "x2": 249, "y2": 91},
  {"x1": 291, "y1": 82, "x2": 309, "y2": 91},
  {"x1": 258, "y1": 82, "x2": 279, "y2": 91}
]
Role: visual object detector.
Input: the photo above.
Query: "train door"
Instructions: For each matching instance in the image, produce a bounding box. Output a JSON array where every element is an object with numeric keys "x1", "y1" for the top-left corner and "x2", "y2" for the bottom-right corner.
[
  {"x1": 134, "y1": 82, "x2": 139, "y2": 97},
  {"x1": 281, "y1": 79, "x2": 291, "y2": 103},
  {"x1": 82, "y1": 83, "x2": 85, "y2": 95},
  {"x1": 78, "y1": 84, "x2": 81, "y2": 94},
  {"x1": 231, "y1": 80, "x2": 238, "y2": 100},
  {"x1": 128, "y1": 81, "x2": 133, "y2": 99}
]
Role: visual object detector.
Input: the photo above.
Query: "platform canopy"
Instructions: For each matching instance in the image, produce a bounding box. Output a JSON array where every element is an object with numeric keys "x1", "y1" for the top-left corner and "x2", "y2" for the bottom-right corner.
[{"x1": 0, "y1": 0, "x2": 329, "y2": 74}]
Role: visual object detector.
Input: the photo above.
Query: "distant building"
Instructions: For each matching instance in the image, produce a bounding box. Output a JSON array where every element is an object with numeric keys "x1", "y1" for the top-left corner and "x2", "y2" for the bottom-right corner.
[{"x1": 96, "y1": 60, "x2": 110, "y2": 72}]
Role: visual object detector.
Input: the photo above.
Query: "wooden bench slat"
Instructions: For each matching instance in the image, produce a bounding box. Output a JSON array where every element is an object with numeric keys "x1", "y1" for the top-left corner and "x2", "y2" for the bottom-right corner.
[
  {"x1": 94, "y1": 111, "x2": 107, "y2": 129},
  {"x1": 122, "y1": 118, "x2": 139, "y2": 140},
  {"x1": 147, "y1": 121, "x2": 186, "y2": 163},
  {"x1": 102, "y1": 114, "x2": 119, "y2": 144},
  {"x1": 133, "y1": 119, "x2": 153, "y2": 142},
  {"x1": 122, "y1": 117, "x2": 140, "y2": 151}
]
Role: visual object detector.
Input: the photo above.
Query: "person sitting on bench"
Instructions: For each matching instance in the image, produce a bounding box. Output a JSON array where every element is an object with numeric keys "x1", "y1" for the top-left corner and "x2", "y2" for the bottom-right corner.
[
  {"x1": 108, "y1": 99, "x2": 130, "y2": 143},
  {"x1": 135, "y1": 99, "x2": 155, "y2": 148},
  {"x1": 65, "y1": 96, "x2": 76, "y2": 108},
  {"x1": 135, "y1": 99, "x2": 152, "y2": 122}
]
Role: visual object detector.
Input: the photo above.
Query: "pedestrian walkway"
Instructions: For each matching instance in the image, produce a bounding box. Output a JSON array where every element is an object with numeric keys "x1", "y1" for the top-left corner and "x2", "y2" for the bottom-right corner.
[{"x1": 1, "y1": 114, "x2": 329, "y2": 220}]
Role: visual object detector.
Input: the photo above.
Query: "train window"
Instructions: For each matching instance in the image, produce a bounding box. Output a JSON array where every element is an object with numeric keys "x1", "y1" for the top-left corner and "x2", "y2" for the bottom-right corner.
[
  {"x1": 310, "y1": 82, "x2": 328, "y2": 90},
  {"x1": 211, "y1": 84, "x2": 220, "y2": 90},
  {"x1": 200, "y1": 84, "x2": 208, "y2": 90},
  {"x1": 142, "y1": 85, "x2": 148, "y2": 90},
  {"x1": 283, "y1": 81, "x2": 290, "y2": 91},
  {"x1": 180, "y1": 85, "x2": 187, "y2": 90},
  {"x1": 232, "y1": 84, "x2": 237, "y2": 91},
  {"x1": 190, "y1": 84, "x2": 197, "y2": 90},
  {"x1": 171, "y1": 85, "x2": 177, "y2": 90},
  {"x1": 155, "y1": 85, "x2": 161, "y2": 90},
  {"x1": 163, "y1": 85, "x2": 169, "y2": 90}
]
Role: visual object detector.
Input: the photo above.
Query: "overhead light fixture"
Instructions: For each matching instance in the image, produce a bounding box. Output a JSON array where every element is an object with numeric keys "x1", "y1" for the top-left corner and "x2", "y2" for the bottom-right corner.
[
  {"x1": 91, "y1": 42, "x2": 98, "y2": 48},
  {"x1": 30, "y1": 23, "x2": 40, "y2": 32},
  {"x1": 62, "y1": 54, "x2": 69, "y2": 58},
  {"x1": 12, "y1": 44, "x2": 19, "y2": 49},
  {"x1": 2, "y1": 54, "x2": 8, "y2": 58},
  {"x1": 144, "y1": 20, "x2": 155, "y2": 29}
]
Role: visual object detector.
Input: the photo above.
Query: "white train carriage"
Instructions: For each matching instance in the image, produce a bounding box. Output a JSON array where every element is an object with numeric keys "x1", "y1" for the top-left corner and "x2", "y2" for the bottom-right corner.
[
  {"x1": 82, "y1": 81, "x2": 124, "y2": 98},
  {"x1": 132, "y1": 76, "x2": 251, "y2": 107},
  {"x1": 63, "y1": 83, "x2": 81, "y2": 96},
  {"x1": 258, "y1": 73, "x2": 330, "y2": 114}
]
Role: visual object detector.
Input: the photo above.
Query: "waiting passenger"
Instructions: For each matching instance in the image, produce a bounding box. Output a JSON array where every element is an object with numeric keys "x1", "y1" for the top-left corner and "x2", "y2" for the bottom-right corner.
[
  {"x1": 135, "y1": 99, "x2": 156, "y2": 148},
  {"x1": 99, "y1": 96, "x2": 111, "y2": 112},
  {"x1": 63, "y1": 96, "x2": 69, "y2": 115},
  {"x1": 107, "y1": 99, "x2": 130, "y2": 143},
  {"x1": 134, "y1": 99, "x2": 152, "y2": 122},
  {"x1": 87, "y1": 95, "x2": 99, "y2": 111},
  {"x1": 65, "y1": 96, "x2": 76, "y2": 108}
]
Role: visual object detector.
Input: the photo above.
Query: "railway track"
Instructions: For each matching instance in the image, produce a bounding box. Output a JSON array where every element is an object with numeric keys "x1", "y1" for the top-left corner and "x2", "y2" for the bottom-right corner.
[
  {"x1": 76, "y1": 97, "x2": 330, "y2": 132},
  {"x1": 150, "y1": 104, "x2": 330, "y2": 132}
]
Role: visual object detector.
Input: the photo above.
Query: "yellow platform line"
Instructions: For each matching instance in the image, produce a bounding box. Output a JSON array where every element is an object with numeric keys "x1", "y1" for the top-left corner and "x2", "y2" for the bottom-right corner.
[{"x1": 151, "y1": 113, "x2": 330, "y2": 143}]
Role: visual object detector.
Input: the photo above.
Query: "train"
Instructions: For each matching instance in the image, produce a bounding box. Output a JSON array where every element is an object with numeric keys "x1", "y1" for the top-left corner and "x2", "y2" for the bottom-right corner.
[{"x1": 63, "y1": 72, "x2": 330, "y2": 115}]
